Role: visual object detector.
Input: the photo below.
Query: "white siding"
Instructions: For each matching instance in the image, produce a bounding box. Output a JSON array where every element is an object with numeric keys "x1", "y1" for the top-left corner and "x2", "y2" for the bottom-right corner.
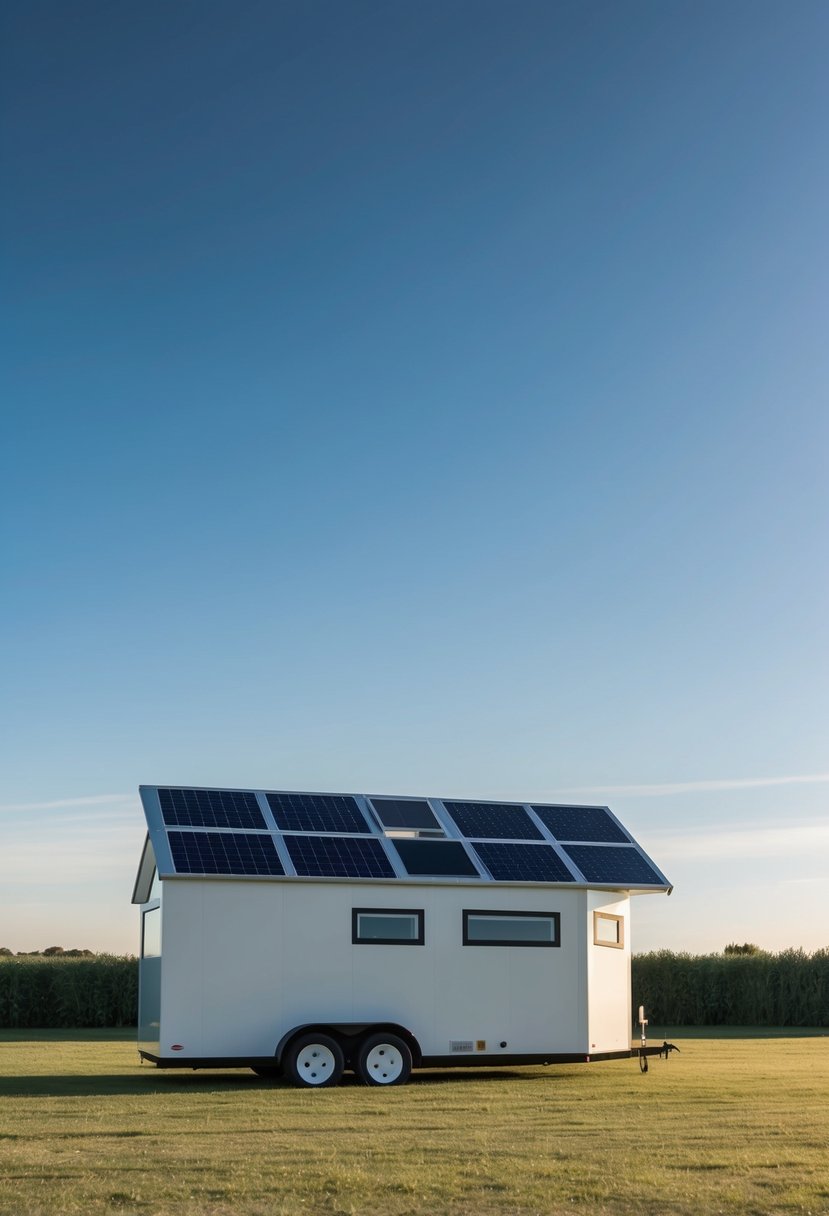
[
  {"x1": 586, "y1": 891, "x2": 631, "y2": 1053},
  {"x1": 155, "y1": 878, "x2": 626, "y2": 1061}
]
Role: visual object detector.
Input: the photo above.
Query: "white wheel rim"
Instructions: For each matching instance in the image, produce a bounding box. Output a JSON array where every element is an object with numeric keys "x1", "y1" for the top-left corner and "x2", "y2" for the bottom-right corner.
[
  {"x1": 365, "y1": 1043, "x2": 404, "y2": 1083},
  {"x1": 295, "y1": 1044, "x2": 336, "y2": 1085}
]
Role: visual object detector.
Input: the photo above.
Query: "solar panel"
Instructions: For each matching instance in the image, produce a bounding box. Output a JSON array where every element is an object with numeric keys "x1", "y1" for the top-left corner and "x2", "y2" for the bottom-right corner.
[
  {"x1": 391, "y1": 839, "x2": 480, "y2": 877},
  {"x1": 442, "y1": 801, "x2": 543, "y2": 840},
  {"x1": 561, "y1": 844, "x2": 664, "y2": 885},
  {"x1": 168, "y1": 830, "x2": 284, "y2": 875},
  {"x1": 159, "y1": 788, "x2": 267, "y2": 831},
  {"x1": 369, "y1": 797, "x2": 443, "y2": 832},
  {"x1": 284, "y1": 835, "x2": 396, "y2": 878},
  {"x1": 266, "y1": 792, "x2": 370, "y2": 835},
  {"x1": 532, "y1": 804, "x2": 629, "y2": 843},
  {"x1": 471, "y1": 842, "x2": 577, "y2": 883}
]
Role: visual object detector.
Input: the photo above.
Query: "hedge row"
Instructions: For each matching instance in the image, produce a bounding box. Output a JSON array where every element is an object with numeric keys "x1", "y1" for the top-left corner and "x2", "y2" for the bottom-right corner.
[
  {"x1": 2, "y1": 949, "x2": 828, "y2": 1029},
  {"x1": 0, "y1": 955, "x2": 138, "y2": 1028},
  {"x1": 632, "y1": 949, "x2": 829, "y2": 1027}
]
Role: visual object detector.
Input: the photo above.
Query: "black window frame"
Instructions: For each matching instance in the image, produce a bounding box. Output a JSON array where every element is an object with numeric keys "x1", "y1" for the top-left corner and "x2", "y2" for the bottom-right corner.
[
  {"x1": 352, "y1": 907, "x2": 425, "y2": 946},
  {"x1": 141, "y1": 904, "x2": 161, "y2": 958},
  {"x1": 462, "y1": 909, "x2": 561, "y2": 948}
]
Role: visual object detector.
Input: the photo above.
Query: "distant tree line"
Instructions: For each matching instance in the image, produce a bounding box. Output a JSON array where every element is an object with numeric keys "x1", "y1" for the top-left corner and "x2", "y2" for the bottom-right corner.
[
  {"x1": 0, "y1": 946, "x2": 95, "y2": 957},
  {"x1": 633, "y1": 948, "x2": 829, "y2": 1027},
  {"x1": 1, "y1": 946, "x2": 828, "y2": 1029}
]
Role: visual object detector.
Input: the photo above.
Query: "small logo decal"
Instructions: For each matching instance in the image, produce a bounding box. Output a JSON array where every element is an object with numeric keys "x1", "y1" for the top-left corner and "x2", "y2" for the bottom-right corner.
[{"x1": 170, "y1": 1044, "x2": 184, "y2": 1051}]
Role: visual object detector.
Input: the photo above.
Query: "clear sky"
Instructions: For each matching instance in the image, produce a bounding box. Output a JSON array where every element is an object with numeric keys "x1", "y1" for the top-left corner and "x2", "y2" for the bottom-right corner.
[{"x1": 2, "y1": 0, "x2": 827, "y2": 957}]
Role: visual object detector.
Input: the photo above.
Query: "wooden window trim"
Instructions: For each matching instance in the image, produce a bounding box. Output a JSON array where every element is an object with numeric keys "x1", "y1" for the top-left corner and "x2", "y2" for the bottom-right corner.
[{"x1": 593, "y1": 910, "x2": 624, "y2": 949}]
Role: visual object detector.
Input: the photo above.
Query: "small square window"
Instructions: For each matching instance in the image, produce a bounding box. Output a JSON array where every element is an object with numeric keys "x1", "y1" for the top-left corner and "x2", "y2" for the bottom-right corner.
[
  {"x1": 352, "y1": 908, "x2": 424, "y2": 945},
  {"x1": 593, "y1": 911, "x2": 624, "y2": 949}
]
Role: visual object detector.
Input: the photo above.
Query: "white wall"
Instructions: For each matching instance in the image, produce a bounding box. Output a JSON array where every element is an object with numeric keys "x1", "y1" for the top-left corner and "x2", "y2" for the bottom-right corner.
[
  {"x1": 586, "y1": 891, "x2": 631, "y2": 1053},
  {"x1": 156, "y1": 878, "x2": 627, "y2": 1060}
]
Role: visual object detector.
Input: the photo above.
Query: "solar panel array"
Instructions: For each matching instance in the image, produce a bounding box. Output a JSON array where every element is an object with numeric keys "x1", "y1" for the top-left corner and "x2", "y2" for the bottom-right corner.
[{"x1": 143, "y1": 786, "x2": 669, "y2": 889}]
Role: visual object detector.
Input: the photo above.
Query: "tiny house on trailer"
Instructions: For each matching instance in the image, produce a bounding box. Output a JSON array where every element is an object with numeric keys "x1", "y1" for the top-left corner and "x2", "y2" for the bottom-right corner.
[{"x1": 133, "y1": 785, "x2": 673, "y2": 1087}]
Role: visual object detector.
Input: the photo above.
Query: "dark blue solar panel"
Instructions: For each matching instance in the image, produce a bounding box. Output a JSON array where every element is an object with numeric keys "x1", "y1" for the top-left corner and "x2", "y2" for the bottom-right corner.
[
  {"x1": 442, "y1": 801, "x2": 543, "y2": 840},
  {"x1": 561, "y1": 844, "x2": 664, "y2": 885},
  {"x1": 391, "y1": 839, "x2": 480, "y2": 877},
  {"x1": 159, "y1": 788, "x2": 267, "y2": 830},
  {"x1": 532, "y1": 805, "x2": 629, "y2": 843},
  {"x1": 168, "y1": 831, "x2": 284, "y2": 875},
  {"x1": 471, "y1": 842, "x2": 576, "y2": 883},
  {"x1": 266, "y1": 792, "x2": 370, "y2": 834},
  {"x1": 369, "y1": 798, "x2": 443, "y2": 832},
  {"x1": 284, "y1": 835, "x2": 395, "y2": 878}
]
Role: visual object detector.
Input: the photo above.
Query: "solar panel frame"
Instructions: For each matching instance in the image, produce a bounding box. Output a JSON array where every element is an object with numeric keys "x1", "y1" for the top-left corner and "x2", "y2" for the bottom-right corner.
[
  {"x1": 390, "y1": 838, "x2": 482, "y2": 878},
  {"x1": 167, "y1": 830, "x2": 285, "y2": 876},
  {"x1": 284, "y1": 834, "x2": 397, "y2": 879},
  {"x1": 471, "y1": 842, "x2": 578, "y2": 884},
  {"x1": 560, "y1": 844, "x2": 665, "y2": 886},
  {"x1": 159, "y1": 787, "x2": 268, "y2": 831},
  {"x1": 368, "y1": 797, "x2": 444, "y2": 833},
  {"x1": 531, "y1": 804, "x2": 630, "y2": 844},
  {"x1": 441, "y1": 800, "x2": 544, "y2": 841},
  {"x1": 265, "y1": 791, "x2": 372, "y2": 835}
]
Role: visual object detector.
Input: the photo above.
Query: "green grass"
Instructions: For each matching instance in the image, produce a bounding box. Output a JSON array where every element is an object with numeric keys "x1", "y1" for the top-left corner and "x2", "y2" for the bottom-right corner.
[{"x1": 1, "y1": 1030, "x2": 828, "y2": 1215}]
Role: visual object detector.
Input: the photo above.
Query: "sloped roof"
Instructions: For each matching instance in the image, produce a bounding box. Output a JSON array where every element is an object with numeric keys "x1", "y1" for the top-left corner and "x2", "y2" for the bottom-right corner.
[{"x1": 132, "y1": 785, "x2": 671, "y2": 902}]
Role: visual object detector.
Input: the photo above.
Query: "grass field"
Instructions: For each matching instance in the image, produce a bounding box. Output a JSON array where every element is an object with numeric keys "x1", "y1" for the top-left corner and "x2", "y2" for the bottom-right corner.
[{"x1": 1, "y1": 1030, "x2": 828, "y2": 1216}]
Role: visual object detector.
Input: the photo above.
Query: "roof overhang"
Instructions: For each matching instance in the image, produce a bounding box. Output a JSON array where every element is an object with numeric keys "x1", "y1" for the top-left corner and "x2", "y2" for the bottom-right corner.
[{"x1": 131, "y1": 834, "x2": 156, "y2": 904}]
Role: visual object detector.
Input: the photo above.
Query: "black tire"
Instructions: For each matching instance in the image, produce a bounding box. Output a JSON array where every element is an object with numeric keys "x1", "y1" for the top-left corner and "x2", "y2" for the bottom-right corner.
[
  {"x1": 355, "y1": 1033, "x2": 412, "y2": 1086},
  {"x1": 283, "y1": 1033, "x2": 344, "y2": 1088},
  {"x1": 251, "y1": 1065, "x2": 281, "y2": 1079}
]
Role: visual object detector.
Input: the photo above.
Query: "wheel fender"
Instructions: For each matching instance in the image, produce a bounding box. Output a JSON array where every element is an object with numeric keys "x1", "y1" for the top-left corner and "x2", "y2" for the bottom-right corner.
[{"x1": 275, "y1": 1022, "x2": 421, "y2": 1067}]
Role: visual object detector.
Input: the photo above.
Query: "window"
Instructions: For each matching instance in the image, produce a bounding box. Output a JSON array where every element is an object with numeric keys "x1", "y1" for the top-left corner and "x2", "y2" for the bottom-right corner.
[
  {"x1": 142, "y1": 906, "x2": 161, "y2": 958},
  {"x1": 463, "y1": 910, "x2": 560, "y2": 947},
  {"x1": 593, "y1": 911, "x2": 624, "y2": 949},
  {"x1": 352, "y1": 908, "x2": 425, "y2": 945},
  {"x1": 149, "y1": 868, "x2": 161, "y2": 902}
]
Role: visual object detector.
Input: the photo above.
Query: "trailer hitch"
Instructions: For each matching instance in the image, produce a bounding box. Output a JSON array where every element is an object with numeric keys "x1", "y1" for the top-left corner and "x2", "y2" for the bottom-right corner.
[{"x1": 636, "y1": 1040, "x2": 680, "y2": 1071}]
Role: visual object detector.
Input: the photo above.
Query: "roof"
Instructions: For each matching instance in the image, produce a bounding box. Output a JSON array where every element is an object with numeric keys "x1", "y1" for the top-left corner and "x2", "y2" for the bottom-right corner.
[{"x1": 133, "y1": 785, "x2": 671, "y2": 902}]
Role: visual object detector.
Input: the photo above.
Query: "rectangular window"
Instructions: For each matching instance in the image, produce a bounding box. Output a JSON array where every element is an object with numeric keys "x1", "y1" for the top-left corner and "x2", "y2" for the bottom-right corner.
[
  {"x1": 463, "y1": 910, "x2": 560, "y2": 947},
  {"x1": 352, "y1": 908, "x2": 425, "y2": 945},
  {"x1": 142, "y1": 906, "x2": 161, "y2": 958},
  {"x1": 593, "y1": 911, "x2": 624, "y2": 949}
]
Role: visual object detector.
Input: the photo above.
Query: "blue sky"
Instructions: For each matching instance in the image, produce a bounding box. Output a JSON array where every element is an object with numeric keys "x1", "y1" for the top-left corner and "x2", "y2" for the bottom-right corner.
[{"x1": 2, "y1": 0, "x2": 827, "y2": 955}]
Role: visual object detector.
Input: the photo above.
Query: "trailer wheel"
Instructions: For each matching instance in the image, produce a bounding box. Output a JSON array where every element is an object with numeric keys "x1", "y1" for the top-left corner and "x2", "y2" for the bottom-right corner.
[
  {"x1": 283, "y1": 1033, "x2": 344, "y2": 1088},
  {"x1": 356, "y1": 1033, "x2": 412, "y2": 1086}
]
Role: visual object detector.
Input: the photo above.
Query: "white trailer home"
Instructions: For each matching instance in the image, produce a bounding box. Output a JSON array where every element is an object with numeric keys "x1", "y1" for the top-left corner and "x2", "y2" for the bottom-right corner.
[{"x1": 132, "y1": 786, "x2": 672, "y2": 1087}]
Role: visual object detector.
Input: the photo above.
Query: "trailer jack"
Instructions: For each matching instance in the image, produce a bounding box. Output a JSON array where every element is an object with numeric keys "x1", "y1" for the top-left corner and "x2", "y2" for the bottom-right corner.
[{"x1": 635, "y1": 1005, "x2": 680, "y2": 1072}]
